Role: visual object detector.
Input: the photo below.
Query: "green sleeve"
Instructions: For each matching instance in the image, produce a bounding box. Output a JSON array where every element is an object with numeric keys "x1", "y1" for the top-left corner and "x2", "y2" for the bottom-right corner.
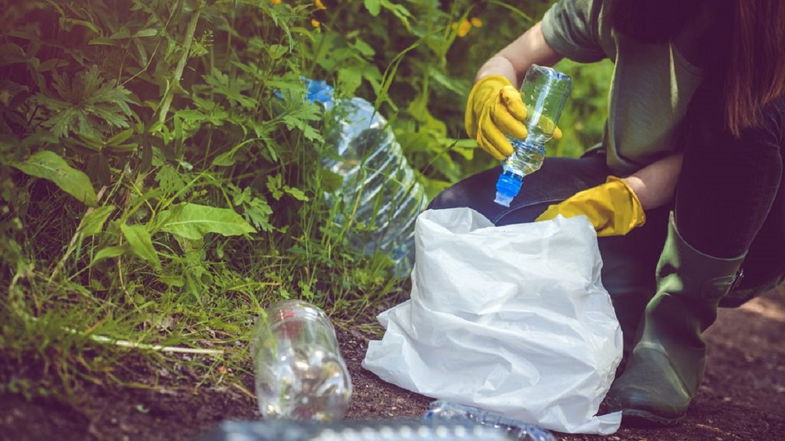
[{"x1": 541, "y1": 0, "x2": 607, "y2": 63}]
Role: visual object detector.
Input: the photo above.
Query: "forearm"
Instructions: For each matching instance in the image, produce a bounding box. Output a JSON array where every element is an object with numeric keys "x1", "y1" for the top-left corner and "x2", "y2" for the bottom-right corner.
[
  {"x1": 622, "y1": 154, "x2": 684, "y2": 210},
  {"x1": 475, "y1": 22, "x2": 563, "y2": 86}
]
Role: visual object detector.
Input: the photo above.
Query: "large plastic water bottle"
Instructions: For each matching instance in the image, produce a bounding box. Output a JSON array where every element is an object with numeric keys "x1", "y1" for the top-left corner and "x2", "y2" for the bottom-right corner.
[
  {"x1": 423, "y1": 401, "x2": 559, "y2": 441},
  {"x1": 304, "y1": 79, "x2": 429, "y2": 277},
  {"x1": 251, "y1": 300, "x2": 352, "y2": 421},
  {"x1": 196, "y1": 419, "x2": 515, "y2": 441},
  {"x1": 494, "y1": 65, "x2": 572, "y2": 207}
]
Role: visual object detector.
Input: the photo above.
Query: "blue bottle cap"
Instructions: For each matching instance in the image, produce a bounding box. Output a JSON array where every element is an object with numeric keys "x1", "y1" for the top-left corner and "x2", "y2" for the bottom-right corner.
[
  {"x1": 494, "y1": 173, "x2": 523, "y2": 207},
  {"x1": 303, "y1": 77, "x2": 335, "y2": 108}
]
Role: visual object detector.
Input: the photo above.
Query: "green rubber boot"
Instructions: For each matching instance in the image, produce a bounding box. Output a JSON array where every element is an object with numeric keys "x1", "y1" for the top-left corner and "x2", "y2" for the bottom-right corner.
[{"x1": 605, "y1": 212, "x2": 745, "y2": 425}]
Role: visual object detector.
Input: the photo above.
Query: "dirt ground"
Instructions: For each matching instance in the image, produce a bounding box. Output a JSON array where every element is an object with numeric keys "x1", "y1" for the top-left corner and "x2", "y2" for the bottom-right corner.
[{"x1": 2, "y1": 287, "x2": 784, "y2": 441}]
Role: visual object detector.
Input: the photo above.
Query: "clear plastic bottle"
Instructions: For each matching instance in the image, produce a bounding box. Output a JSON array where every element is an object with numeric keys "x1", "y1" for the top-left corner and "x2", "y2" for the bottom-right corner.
[
  {"x1": 251, "y1": 300, "x2": 352, "y2": 421},
  {"x1": 423, "y1": 401, "x2": 559, "y2": 441},
  {"x1": 305, "y1": 79, "x2": 429, "y2": 277},
  {"x1": 494, "y1": 65, "x2": 572, "y2": 207},
  {"x1": 196, "y1": 419, "x2": 515, "y2": 441}
]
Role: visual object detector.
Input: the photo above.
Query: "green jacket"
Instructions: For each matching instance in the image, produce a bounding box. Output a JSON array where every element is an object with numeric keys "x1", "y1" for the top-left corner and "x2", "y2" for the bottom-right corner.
[{"x1": 542, "y1": 0, "x2": 711, "y2": 174}]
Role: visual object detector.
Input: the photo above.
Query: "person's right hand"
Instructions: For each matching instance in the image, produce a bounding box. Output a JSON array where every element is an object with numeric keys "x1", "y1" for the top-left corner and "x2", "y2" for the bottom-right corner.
[
  {"x1": 465, "y1": 75, "x2": 562, "y2": 160},
  {"x1": 465, "y1": 75, "x2": 530, "y2": 160}
]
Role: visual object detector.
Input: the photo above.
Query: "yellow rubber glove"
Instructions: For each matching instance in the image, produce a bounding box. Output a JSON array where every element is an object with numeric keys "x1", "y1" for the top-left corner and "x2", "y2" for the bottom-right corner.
[
  {"x1": 535, "y1": 176, "x2": 646, "y2": 237},
  {"x1": 466, "y1": 75, "x2": 563, "y2": 160},
  {"x1": 465, "y1": 75, "x2": 529, "y2": 160}
]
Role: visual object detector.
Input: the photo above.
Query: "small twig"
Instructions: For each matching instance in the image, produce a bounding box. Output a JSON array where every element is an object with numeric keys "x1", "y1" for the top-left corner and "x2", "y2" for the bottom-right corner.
[
  {"x1": 348, "y1": 328, "x2": 371, "y2": 343},
  {"x1": 116, "y1": 255, "x2": 130, "y2": 300},
  {"x1": 80, "y1": 332, "x2": 225, "y2": 355},
  {"x1": 10, "y1": 301, "x2": 225, "y2": 356}
]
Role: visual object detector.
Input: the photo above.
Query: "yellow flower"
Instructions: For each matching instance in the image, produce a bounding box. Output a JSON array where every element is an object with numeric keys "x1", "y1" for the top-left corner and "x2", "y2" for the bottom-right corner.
[
  {"x1": 271, "y1": 0, "x2": 282, "y2": 5},
  {"x1": 311, "y1": 18, "x2": 321, "y2": 28},
  {"x1": 456, "y1": 19, "x2": 471, "y2": 37},
  {"x1": 470, "y1": 17, "x2": 483, "y2": 27},
  {"x1": 314, "y1": 0, "x2": 326, "y2": 9}
]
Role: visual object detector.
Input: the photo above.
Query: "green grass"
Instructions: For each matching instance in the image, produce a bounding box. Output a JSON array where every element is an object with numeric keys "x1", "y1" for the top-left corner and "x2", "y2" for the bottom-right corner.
[{"x1": 0, "y1": 0, "x2": 611, "y2": 402}]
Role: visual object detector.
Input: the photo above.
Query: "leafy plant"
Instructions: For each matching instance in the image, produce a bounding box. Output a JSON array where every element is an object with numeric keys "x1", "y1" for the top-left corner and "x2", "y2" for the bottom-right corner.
[{"x1": 0, "y1": 0, "x2": 610, "y2": 399}]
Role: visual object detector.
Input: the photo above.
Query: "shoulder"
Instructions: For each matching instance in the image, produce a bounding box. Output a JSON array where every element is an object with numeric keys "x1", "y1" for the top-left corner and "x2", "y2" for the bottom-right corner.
[{"x1": 542, "y1": 0, "x2": 614, "y2": 62}]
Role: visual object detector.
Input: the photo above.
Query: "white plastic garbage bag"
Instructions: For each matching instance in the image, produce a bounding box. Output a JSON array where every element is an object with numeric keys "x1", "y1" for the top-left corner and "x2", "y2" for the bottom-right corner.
[{"x1": 362, "y1": 208, "x2": 623, "y2": 434}]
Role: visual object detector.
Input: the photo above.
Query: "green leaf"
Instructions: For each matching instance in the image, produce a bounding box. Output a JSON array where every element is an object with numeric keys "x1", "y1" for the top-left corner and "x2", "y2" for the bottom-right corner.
[
  {"x1": 156, "y1": 203, "x2": 256, "y2": 240},
  {"x1": 243, "y1": 197, "x2": 274, "y2": 232},
  {"x1": 12, "y1": 151, "x2": 98, "y2": 206},
  {"x1": 0, "y1": 43, "x2": 26, "y2": 66},
  {"x1": 266, "y1": 174, "x2": 284, "y2": 200},
  {"x1": 380, "y1": 0, "x2": 412, "y2": 30},
  {"x1": 266, "y1": 44, "x2": 288, "y2": 60},
  {"x1": 284, "y1": 186, "x2": 309, "y2": 202},
  {"x1": 211, "y1": 138, "x2": 257, "y2": 167},
  {"x1": 364, "y1": 0, "x2": 381, "y2": 16},
  {"x1": 174, "y1": 109, "x2": 207, "y2": 124},
  {"x1": 429, "y1": 66, "x2": 467, "y2": 96},
  {"x1": 106, "y1": 128, "x2": 135, "y2": 146},
  {"x1": 37, "y1": 59, "x2": 63, "y2": 73},
  {"x1": 338, "y1": 66, "x2": 364, "y2": 96},
  {"x1": 88, "y1": 37, "x2": 119, "y2": 46},
  {"x1": 121, "y1": 223, "x2": 160, "y2": 267},
  {"x1": 110, "y1": 28, "x2": 132, "y2": 39},
  {"x1": 203, "y1": 68, "x2": 257, "y2": 109},
  {"x1": 321, "y1": 170, "x2": 344, "y2": 193},
  {"x1": 78, "y1": 205, "x2": 116, "y2": 236},
  {"x1": 90, "y1": 246, "x2": 126, "y2": 266},
  {"x1": 280, "y1": 102, "x2": 323, "y2": 142},
  {"x1": 34, "y1": 66, "x2": 134, "y2": 139},
  {"x1": 155, "y1": 165, "x2": 187, "y2": 195},
  {"x1": 134, "y1": 28, "x2": 158, "y2": 38},
  {"x1": 352, "y1": 38, "x2": 375, "y2": 58},
  {"x1": 60, "y1": 17, "x2": 100, "y2": 34},
  {"x1": 450, "y1": 139, "x2": 478, "y2": 160}
]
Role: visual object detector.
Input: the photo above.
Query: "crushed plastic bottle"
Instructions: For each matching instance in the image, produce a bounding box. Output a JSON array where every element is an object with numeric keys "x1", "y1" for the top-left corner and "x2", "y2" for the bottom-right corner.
[
  {"x1": 423, "y1": 401, "x2": 559, "y2": 441},
  {"x1": 251, "y1": 300, "x2": 352, "y2": 421},
  {"x1": 195, "y1": 419, "x2": 515, "y2": 441},
  {"x1": 494, "y1": 65, "x2": 572, "y2": 207},
  {"x1": 303, "y1": 78, "x2": 429, "y2": 277}
]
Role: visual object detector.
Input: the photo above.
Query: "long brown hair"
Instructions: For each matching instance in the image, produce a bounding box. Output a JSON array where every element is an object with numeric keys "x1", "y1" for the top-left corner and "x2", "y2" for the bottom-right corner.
[
  {"x1": 611, "y1": 0, "x2": 785, "y2": 137},
  {"x1": 725, "y1": 0, "x2": 785, "y2": 137}
]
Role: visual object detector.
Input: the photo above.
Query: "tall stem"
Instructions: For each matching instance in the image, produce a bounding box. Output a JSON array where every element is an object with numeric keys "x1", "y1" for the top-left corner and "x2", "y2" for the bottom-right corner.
[{"x1": 158, "y1": 3, "x2": 202, "y2": 125}]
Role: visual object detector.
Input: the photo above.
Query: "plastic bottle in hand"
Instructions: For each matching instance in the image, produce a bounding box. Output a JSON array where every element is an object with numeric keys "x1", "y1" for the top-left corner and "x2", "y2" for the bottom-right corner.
[
  {"x1": 423, "y1": 400, "x2": 558, "y2": 441},
  {"x1": 251, "y1": 300, "x2": 352, "y2": 421},
  {"x1": 494, "y1": 65, "x2": 572, "y2": 207}
]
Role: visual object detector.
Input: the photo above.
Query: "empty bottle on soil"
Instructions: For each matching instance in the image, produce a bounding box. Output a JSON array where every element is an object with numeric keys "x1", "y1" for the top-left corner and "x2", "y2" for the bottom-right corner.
[
  {"x1": 423, "y1": 400, "x2": 558, "y2": 441},
  {"x1": 251, "y1": 300, "x2": 352, "y2": 421},
  {"x1": 494, "y1": 65, "x2": 572, "y2": 207},
  {"x1": 304, "y1": 78, "x2": 429, "y2": 277}
]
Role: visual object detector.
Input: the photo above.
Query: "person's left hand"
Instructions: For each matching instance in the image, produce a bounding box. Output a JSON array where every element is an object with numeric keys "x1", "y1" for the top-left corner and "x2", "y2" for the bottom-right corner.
[{"x1": 535, "y1": 176, "x2": 646, "y2": 236}]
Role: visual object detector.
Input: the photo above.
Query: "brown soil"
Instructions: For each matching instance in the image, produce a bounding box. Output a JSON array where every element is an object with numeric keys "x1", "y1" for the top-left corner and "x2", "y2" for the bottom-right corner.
[{"x1": 2, "y1": 287, "x2": 784, "y2": 441}]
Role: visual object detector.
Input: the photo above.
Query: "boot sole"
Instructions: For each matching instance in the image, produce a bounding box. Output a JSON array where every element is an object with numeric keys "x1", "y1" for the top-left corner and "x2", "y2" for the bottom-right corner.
[{"x1": 622, "y1": 408, "x2": 685, "y2": 427}]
